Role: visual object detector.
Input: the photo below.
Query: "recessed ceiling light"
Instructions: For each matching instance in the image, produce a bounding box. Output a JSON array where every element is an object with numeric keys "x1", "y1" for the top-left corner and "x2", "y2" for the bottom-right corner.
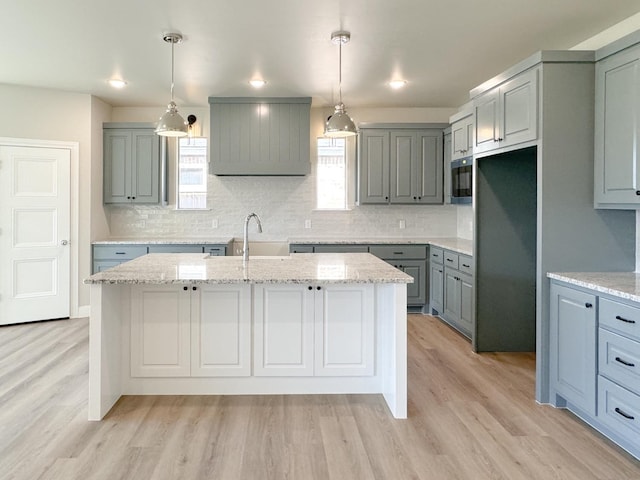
[
  {"x1": 249, "y1": 79, "x2": 267, "y2": 88},
  {"x1": 388, "y1": 80, "x2": 407, "y2": 89},
  {"x1": 108, "y1": 79, "x2": 127, "y2": 89}
]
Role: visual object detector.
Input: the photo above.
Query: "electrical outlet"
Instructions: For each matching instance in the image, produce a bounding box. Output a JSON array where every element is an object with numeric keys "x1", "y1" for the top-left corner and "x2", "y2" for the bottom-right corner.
[
  {"x1": 211, "y1": 218, "x2": 219, "y2": 228},
  {"x1": 399, "y1": 219, "x2": 406, "y2": 229},
  {"x1": 304, "y1": 219, "x2": 312, "y2": 229}
]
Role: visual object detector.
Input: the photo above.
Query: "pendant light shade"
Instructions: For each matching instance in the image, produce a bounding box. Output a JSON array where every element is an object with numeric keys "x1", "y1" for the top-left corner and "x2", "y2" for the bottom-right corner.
[
  {"x1": 156, "y1": 33, "x2": 188, "y2": 137},
  {"x1": 325, "y1": 31, "x2": 357, "y2": 137}
]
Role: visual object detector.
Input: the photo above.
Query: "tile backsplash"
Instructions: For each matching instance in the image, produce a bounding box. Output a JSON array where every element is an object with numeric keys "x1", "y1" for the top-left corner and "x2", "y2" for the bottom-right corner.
[{"x1": 108, "y1": 174, "x2": 461, "y2": 240}]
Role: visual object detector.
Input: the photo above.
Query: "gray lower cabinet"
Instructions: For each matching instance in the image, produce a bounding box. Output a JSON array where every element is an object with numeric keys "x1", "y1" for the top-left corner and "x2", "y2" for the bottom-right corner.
[
  {"x1": 103, "y1": 123, "x2": 161, "y2": 204},
  {"x1": 434, "y1": 249, "x2": 473, "y2": 338},
  {"x1": 550, "y1": 280, "x2": 640, "y2": 459},
  {"x1": 358, "y1": 125, "x2": 443, "y2": 205},
  {"x1": 549, "y1": 282, "x2": 597, "y2": 415},
  {"x1": 208, "y1": 97, "x2": 311, "y2": 175},
  {"x1": 92, "y1": 243, "x2": 229, "y2": 273},
  {"x1": 288, "y1": 243, "x2": 428, "y2": 306},
  {"x1": 594, "y1": 42, "x2": 640, "y2": 208}
]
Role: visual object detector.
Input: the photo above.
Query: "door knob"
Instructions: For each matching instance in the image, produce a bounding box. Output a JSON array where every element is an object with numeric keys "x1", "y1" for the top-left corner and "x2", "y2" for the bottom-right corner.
[{"x1": 61, "y1": 240, "x2": 69, "y2": 245}]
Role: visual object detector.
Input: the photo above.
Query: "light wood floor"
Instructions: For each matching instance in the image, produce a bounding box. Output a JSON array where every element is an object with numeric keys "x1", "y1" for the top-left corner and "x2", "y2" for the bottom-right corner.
[{"x1": 1, "y1": 315, "x2": 639, "y2": 480}]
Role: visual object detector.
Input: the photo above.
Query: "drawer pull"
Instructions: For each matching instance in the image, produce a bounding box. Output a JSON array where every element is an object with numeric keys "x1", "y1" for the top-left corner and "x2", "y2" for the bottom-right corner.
[
  {"x1": 614, "y1": 407, "x2": 635, "y2": 420},
  {"x1": 462, "y1": 264, "x2": 470, "y2": 268},
  {"x1": 615, "y1": 357, "x2": 635, "y2": 367},
  {"x1": 615, "y1": 315, "x2": 636, "y2": 324},
  {"x1": 115, "y1": 252, "x2": 126, "y2": 255},
  {"x1": 446, "y1": 258, "x2": 454, "y2": 262},
  {"x1": 393, "y1": 252, "x2": 404, "y2": 255},
  {"x1": 585, "y1": 303, "x2": 593, "y2": 309}
]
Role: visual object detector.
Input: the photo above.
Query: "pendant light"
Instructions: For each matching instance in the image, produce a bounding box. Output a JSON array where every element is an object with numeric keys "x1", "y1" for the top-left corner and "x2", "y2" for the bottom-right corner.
[
  {"x1": 325, "y1": 31, "x2": 357, "y2": 137},
  {"x1": 156, "y1": 33, "x2": 188, "y2": 137}
]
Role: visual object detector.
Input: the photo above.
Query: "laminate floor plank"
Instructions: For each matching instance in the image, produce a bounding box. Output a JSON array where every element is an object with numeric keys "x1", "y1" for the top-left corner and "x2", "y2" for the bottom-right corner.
[{"x1": 1, "y1": 315, "x2": 639, "y2": 480}]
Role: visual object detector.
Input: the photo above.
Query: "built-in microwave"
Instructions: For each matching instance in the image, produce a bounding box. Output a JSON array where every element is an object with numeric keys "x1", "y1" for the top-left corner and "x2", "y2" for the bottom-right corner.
[{"x1": 451, "y1": 156, "x2": 472, "y2": 204}]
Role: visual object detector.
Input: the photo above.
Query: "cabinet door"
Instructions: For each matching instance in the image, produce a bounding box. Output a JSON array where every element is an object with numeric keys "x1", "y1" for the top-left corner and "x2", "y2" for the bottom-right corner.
[
  {"x1": 443, "y1": 266, "x2": 461, "y2": 325},
  {"x1": 550, "y1": 283, "x2": 597, "y2": 415},
  {"x1": 103, "y1": 129, "x2": 132, "y2": 203},
  {"x1": 443, "y1": 130, "x2": 452, "y2": 204},
  {"x1": 191, "y1": 285, "x2": 251, "y2": 377},
  {"x1": 429, "y1": 263, "x2": 444, "y2": 314},
  {"x1": 358, "y1": 130, "x2": 390, "y2": 204},
  {"x1": 130, "y1": 285, "x2": 191, "y2": 377},
  {"x1": 314, "y1": 284, "x2": 374, "y2": 376},
  {"x1": 400, "y1": 260, "x2": 427, "y2": 305},
  {"x1": 499, "y1": 68, "x2": 538, "y2": 149},
  {"x1": 452, "y1": 117, "x2": 472, "y2": 160},
  {"x1": 594, "y1": 46, "x2": 640, "y2": 207},
  {"x1": 465, "y1": 117, "x2": 474, "y2": 153},
  {"x1": 253, "y1": 285, "x2": 314, "y2": 376},
  {"x1": 474, "y1": 89, "x2": 500, "y2": 153},
  {"x1": 130, "y1": 131, "x2": 159, "y2": 204},
  {"x1": 389, "y1": 131, "x2": 416, "y2": 204},
  {"x1": 415, "y1": 130, "x2": 443, "y2": 204},
  {"x1": 459, "y1": 272, "x2": 474, "y2": 337}
]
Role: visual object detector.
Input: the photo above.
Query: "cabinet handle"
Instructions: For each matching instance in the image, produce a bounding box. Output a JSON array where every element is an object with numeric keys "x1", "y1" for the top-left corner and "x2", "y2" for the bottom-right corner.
[
  {"x1": 413, "y1": 196, "x2": 417, "y2": 200},
  {"x1": 115, "y1": 252, "x2": 126, "y2": 255},
  {"x1": 316, "y1": 286, "x2": 321, "y2": 290},
  {"x1": 615, "y1": 357, "x2": 635, "y2": 367},
  {"x1": 132, "y1": 196, "x2": 136, "y2": 200},
  {"x1": 636, "y1": 191, "x2": 640, "y2": 196},
  {"x1": 418, "y1": 196, "x2": 422, "y2": 200},
  {"x1": 446, "y1": 258, "x2": 453, "y2": 262},
  {"x1": 614, "y1": 407, "x2": 635, "y2": 420},
  {"x1": 308, "y1": 286, "x2": 313, "y2": 290},
  {"x1": 192, "y1": 286, "x2": 197, "y2": 291},
  {"x1": 127, "y1": 196, "x2": 131, "y2": 199},
  {"x1": 438, "y1": 269, "x2": 443, "y2": 273},
  {"x1": 183, "y1": 286, "x2": 188, "y2": 291},
  {"x1": 615, "y1": 315, "x2": 636, "y2": 324},
  {"x1": 585, "y1": 303, "x2": 593, "y2": 309},
  {"x1": 393, "y1": 252, "x2": 404, "y2": 255},
  {"x1": 462, "y1": 264, "x2": 470, "y2": 268},
  {"x1": 385, "y1": 196, "x2": 389, "y2": 201}
]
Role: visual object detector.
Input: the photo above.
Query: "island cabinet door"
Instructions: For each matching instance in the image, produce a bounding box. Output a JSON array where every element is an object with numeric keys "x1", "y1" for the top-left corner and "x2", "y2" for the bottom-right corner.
[
  {"x1": 314, "y1": 284, "x2": 375, "y2": 376},
  {"x1": 130, "y1": 285, "x2": 191, "y2": 377},
  {"x1": 253, "y1": 285, "x2": 315, "y2": 376},
  {"x1": 191, "y1": 285, "x2": 251, "y2": 377}
]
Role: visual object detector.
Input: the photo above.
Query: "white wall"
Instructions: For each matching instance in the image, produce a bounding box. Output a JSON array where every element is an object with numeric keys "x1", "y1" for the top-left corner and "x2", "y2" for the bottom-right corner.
[
  {"x1": 0, "y1": 84, "x2": 95, "y2": 308},
  {"x1": 107, "y1": 105, "x2": 460, "y2": 244}
]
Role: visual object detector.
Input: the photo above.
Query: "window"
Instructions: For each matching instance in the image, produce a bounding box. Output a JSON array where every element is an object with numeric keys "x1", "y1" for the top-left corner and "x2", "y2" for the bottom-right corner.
[
  {"x1": 177, "y1": 137, "x2": 208, "y2": 209},
  {"x1": 316, "y1": 137, "x2": 347, "y2": 210}
]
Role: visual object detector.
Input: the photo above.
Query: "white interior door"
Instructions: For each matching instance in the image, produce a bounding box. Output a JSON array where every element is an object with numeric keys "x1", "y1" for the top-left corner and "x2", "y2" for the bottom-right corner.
[{"x1": 0, "y1": 145, "x2": 70, "y2": 325}]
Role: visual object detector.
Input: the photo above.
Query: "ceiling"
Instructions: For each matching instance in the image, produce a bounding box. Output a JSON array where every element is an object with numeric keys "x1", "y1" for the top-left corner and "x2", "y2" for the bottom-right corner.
[{"x1": 2, "y1": 1, "x2": 639, "y2": 109}]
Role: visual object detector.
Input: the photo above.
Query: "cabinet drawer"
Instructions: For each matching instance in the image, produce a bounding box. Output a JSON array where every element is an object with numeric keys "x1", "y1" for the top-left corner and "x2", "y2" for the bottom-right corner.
[
  {"x1": 443, "y1": 251, "x2": 459, "y2": 269},
  {"x1": 314, "y1": 245, "x2": 369, "y2": 253},
  {"x1": 599, "y1": 328, "x2": 640, "y2": 396},
  {"x1": 204, "y1": 245, "x2": 226, "y2": 256},
  {"x1": 369, "y1": 245, "x2": 426, "y2": 260},
  {"x1": 430, "y1": 247, "x2": 444, "y2": 264},
  {"x1": 598, "y1": 376, "x2": 640, "y2": 449},
  {"x1": 289, "y1": 244, "x2": 314, "y2": 254},
  {"x1": 148, "y1": 244, "x2": 203, "y2": 254},
  {"x1": 600, "y1": 298, "x2": 640, "y2": 343},
  {"x1": 93, "y1": 245, "x2": 147, "y2": 260},
  {"x1": 458, "y1": 255, "x2": 473, "y2": 275}
]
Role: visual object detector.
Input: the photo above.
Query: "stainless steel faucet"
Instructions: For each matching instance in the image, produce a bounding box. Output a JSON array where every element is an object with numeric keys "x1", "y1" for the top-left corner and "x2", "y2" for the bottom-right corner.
[{"x1": 242, "y1": 213, "x2": 263, "y2": 262}]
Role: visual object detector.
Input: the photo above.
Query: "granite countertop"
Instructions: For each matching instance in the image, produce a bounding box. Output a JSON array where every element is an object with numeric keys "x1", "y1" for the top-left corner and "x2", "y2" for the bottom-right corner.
[
  {"x1": 84, "y1": 252, "x2": 414, "y2": 285},
  {"x1": 288, "y1": 237, "x2": 473, "y2": 256},
  {"x1": 93, "y1": 237, "x2": 234, "y2": 245},
  {"x1": 548, "y1": 272, "x2": 640, "y2": 303}
]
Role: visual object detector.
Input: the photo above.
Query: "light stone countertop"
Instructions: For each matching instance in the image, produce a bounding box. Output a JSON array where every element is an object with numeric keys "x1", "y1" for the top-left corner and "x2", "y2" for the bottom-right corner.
[
  {"x1": 93, "y1": 237, "x2": 234, "y2": 245},
  {"x1": 548, "y1": 272, "x2": 640, "y2": 303},
  {"x1": 288, "y1": 237, "x2": 473, "y2": 256},
  {"x1": 84, "y1": 252, "x2": 414, "y2": 285}
]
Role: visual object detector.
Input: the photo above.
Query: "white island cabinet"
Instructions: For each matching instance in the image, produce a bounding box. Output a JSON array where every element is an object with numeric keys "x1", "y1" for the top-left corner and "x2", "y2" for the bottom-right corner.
[{"x1": 85, "y1": 253, "x2": 410, "y2": 420}]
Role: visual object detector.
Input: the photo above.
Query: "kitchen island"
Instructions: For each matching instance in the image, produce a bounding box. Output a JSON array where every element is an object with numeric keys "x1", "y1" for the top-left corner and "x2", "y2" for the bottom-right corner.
[{"x1": 85, "y1": 252, "x2": 412, "y2": 420}]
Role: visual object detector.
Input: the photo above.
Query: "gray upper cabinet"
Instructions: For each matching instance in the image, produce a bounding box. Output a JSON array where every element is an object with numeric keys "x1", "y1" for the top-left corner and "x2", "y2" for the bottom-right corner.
[
  {"x1": 594, "y1": 42, "x2": 640, "y2": 208},
  {"x1": 358, "y1": 125, "x2": 443, "y2": 205},
  {"x1": 473, "y1": 68, "x2": 538, "y2": 155},
  {"x1": 208, "y1": 97, "x2": 311, "y2": 175},
  {"x1": 103, "y1": 123, "x2": 161, "y2": 204},
  {"x1": 443, "y1": 128, "x2": 452, "y2": 204},
  {"x1": 451, "y1": 112, "x2": 473, "y2": 160}
]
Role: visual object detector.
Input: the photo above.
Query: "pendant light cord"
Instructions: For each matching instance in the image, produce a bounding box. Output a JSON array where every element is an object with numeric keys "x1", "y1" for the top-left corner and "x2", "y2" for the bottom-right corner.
[
  {"x1": 338, "y1": 40, "x2": 343, "y2": 105},
  {"x1": 170, "y1": 39, "x2": 175, "y2": 102}
]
